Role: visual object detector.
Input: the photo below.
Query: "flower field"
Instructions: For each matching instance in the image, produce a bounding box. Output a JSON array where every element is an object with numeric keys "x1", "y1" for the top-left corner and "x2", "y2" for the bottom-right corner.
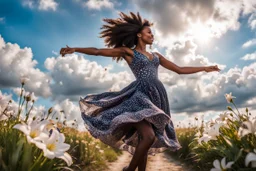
[
  {"x1": 1, "y1": 77, "x2": 256, "y2": 171},
  {"x1": 0, "y1": 78, "x2": 122, "y2": 171},
  {"x1": 167, "y1": 93, "x2": 256, "y2": 171}
]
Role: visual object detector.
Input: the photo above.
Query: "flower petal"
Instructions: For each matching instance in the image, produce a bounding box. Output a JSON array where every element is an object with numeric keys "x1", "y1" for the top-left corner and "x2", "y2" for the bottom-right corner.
[
  {"x1": 221, "y1": 157, "x2": 226, "y2": 168},
  {"x1": 210, "y1": 169, "x2": 220, "y2": 171},
  {"x1": 13, "y1": 124, "x2": 29, "y2": 135},
  {"x1": 245, "y1": 152, "x2": 256, "y2": 167},
  {"x1": 35, "y1": 141, "x2": 46, "y2": 150},
  {"x1": 213, "y1": 159, "x2": 221, "y2": 170},
  {"x1": 44, "y1": 149, "x2": 55, "y2": 159},
  {"x1": 226, "y1": 161, "x2": 234, "y2": 168},
  {"x1": 57, "y1": 152, "x2": 73, "y2": 166}
]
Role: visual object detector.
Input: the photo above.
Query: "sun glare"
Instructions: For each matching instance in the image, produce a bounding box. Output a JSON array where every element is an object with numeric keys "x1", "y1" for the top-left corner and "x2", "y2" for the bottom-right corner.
[{"x1": 189, "y1": 21, "x2": 212, "y2": 44}]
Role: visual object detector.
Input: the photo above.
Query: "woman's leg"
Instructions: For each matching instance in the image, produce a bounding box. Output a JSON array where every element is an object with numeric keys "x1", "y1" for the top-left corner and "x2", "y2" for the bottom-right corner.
[
  {"x1": 137, "y1": 135, "x2": 149, "y2": 171},
  {"x1": 137, "y1": 153, "x2": 148, "y2": 171},
  {"x1": 125, "y1": 120, "x2": 155, "y2": 171}
]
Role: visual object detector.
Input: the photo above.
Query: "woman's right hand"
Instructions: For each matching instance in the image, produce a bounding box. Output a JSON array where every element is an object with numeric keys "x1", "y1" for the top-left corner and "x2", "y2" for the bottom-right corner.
[{"x1": 60, "y1": 45, "x2": 75, "y2": 57}]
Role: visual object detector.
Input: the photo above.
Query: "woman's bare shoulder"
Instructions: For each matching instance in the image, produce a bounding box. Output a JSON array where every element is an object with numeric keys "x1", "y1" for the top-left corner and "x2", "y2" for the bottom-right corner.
[{"x1": 121, "y1": 47, "x2": 134, "y2": 65}]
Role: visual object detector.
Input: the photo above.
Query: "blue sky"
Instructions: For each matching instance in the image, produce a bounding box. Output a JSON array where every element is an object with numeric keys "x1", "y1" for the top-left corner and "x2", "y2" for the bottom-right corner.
[{"x1": 0, "y1": 0, "x2": 256, "y2": 127}]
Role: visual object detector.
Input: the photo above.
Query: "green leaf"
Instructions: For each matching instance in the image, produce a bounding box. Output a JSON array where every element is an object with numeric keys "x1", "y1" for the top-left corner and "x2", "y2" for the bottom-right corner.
[
  {"x1": 234, "y1": 148, "x2": 243, "y2": 162},
  {"x1": 10, "y1": 137, "x2": 25, "y2": 170}
]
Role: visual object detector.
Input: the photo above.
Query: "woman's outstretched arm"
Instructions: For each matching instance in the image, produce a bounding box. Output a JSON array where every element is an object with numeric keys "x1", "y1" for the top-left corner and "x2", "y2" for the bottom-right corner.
[
  {"x1": 60, "y1": 46, "x2": 133, "y2": 58},
  {"x1": 156, "y1": 52, "x2": 221, "y2": 74}
]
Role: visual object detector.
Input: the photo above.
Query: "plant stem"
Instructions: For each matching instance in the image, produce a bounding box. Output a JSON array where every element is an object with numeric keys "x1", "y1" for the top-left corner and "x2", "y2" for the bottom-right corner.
[
  {"x1": 232, "y1": 101, "x2": 241, "y2": 116},
  {"x1": 40, "y1": 157, "x2": 48, "y2": 167},
  {"x1": 29, "y1": 152, "x2": 43, "y2": 171}
]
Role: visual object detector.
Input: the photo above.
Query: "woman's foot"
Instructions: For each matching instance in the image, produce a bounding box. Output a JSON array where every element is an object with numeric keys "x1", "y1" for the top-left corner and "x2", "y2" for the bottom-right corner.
[{"x1": 122, "y1": 166, "x2": 128, "y2": 171}]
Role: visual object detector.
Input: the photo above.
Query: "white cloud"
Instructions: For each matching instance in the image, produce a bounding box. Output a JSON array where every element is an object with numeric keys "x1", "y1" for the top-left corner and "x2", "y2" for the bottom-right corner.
[
  {"x1": 39, "y1": 0, "x2": 58, "y2": 11},
  {"x1": 45, "y1": 54, "x2": 133, "y2": 102},
  {"x1": 242, "y1": 0, "x2": 256, "y2": 15},
  {"x1": 248, "y1": 12, "x2": 256, "y2": 30},
  {"x1": 84, "y1": 0, "x2": 114, "y2": 10},
  {"x1": 0, "y1": 35, "x2": 51, "y2": 98},
  {"x1": 162, "y1": 61, "x2": 256, "y2": 114},
  {"x1": 22, "y1": 0, "x2": 58, "y2": 11},
  {"x1": 0, "y1": 90, "x2": 18, "y2": 113},
  {"x1": 242, "y1": 39, "x2": 256, "y2": 48},
  {"x1": 133, "y1": 0, "x2": 256, "y2": 47},
  {"x1": 22, "y1": 0, "x2": 35, "y2": 8},
  {"x1": 241, "y1": 51, "x2": 256, "y2": 60},
  {"x1": 149, "y1": 38, "x2": 256, "y2": 115},
  {"x1": 51, "y1": 99, "x2": 85, "y2": 131}
]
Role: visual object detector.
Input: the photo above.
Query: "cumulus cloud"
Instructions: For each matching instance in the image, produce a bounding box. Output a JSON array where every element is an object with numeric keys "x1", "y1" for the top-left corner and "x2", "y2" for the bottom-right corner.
[
  {"x1": 133, "y1": 0, "x2": 256, "y2": 47},
  {"x1": 241, "y1": 51, "x2": 256, "y2": 60},
  {"x1": 242, "y1": 39, "x2": 256, "y2": 48},
  {"x1": 83, "y1": 0, "x2": 114, "y2": 10},
  {"x1": 248, "y1": 12, "x2": 256, "y2": 30},
  {"x1": 22, "y1": 0, "x2": 58, "y2": 11},
  {"x1": 45, "y1": 54, "x2": 133, "y2": 102},
  {"x1": 0, "y1": 90, "x2": 18, "y2": 114},
  {"x1": 151, "y1": 38, "x2": 255, "y2": 115},
  {"x1": 0, "y1": 35, "x2": 51, "y2": 98},
  {"x1": 39, "y1": 0, "x2": 58, "y2": 11},
  {"x1": 51, "y1": 99, "x2": 85, "y2": 131},
  {"x1": 22, "y1": 0, "x2": 35, "y2": 8},
  {"x1": 163, "y1": 62, "x2": 256, "y2": 114}
]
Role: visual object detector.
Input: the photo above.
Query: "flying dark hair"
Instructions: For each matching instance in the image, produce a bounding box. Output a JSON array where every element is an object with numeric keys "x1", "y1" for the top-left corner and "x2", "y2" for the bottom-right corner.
[{"x1": 100, "y1": 12, "x2": 153, "y2": 63}]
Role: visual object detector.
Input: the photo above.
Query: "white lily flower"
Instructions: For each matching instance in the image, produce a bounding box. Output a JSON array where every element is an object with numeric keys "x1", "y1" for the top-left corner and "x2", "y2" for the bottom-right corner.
[
  {"x1": 211, "y1": 157, "x2": 234, "y2": 171},
  {"x1": 216, "y1": 112, "x2": 230, "y2": 123},
  {"x1": 245, "y1": 149, "x2": 256, "y2": 168},
  {"x1": 198, "y1": 134, "x2": 212, "y2": 144},
  {"x1": 205, "y1": 123, "x2": 223, "y2": 138},
  {"x1": 198, "y1": 123, "x2": 224, "y2": 144},
  {"x1": 224, "y1": 92, "x2": 236, "y2": 103},
  {"x1": 238, "y1": 119, "x2": 256, "y2": 137},
  {"x1": 13, "y1": 118, "x2": 49, "y2": 144},
  {"x1": 35, "y1": 129, "x2": 73, "y2": 166}
]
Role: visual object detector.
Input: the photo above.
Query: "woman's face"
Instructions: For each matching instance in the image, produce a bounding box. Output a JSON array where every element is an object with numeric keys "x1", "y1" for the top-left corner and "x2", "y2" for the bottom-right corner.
[{"x1": 139, "y1": 26, "x2": 154, "y2": 45}]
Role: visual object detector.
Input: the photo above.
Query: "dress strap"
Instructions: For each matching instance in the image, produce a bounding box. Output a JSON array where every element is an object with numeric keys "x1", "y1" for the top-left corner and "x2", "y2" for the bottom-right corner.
[{"x1": 132, "y1": 49, "x2": 137, "y2": 58}]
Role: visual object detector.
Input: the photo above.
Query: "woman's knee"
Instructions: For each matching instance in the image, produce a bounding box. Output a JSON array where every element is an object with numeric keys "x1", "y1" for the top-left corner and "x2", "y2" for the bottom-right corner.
[
  {"x1": 134, "y1": 120, "x2": 155, "y2": 142},
  {"x1": 142, "y1": 129, "x2": 155, "y2": 143},
  {"x1": 140, "y1": 123, "x2": 155, "y2": 143}
]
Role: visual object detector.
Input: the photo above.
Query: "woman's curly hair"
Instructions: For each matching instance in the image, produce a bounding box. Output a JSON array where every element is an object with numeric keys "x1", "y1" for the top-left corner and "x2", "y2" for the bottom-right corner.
[{"x1": 100, "y1": 12, "x2": 152, "y2": 63}]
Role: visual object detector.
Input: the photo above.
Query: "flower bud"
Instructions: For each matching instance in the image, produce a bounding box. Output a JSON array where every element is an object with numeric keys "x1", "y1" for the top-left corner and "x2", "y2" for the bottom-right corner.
[
  {"x1": 25, "y1": 92, "x2": 33, "y2": 102},
  {"x1": 227, "y1": 106, "x2": 233, "y2": 111},
  {"x1": 48, "y1": 107, "x2": 53, "y2": 114}
]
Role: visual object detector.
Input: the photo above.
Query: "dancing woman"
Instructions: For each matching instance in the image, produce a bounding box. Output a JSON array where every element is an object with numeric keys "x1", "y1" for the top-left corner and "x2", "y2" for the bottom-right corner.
[{"x1": 60, "y1": 12, "x2": 220, "y2": 171}]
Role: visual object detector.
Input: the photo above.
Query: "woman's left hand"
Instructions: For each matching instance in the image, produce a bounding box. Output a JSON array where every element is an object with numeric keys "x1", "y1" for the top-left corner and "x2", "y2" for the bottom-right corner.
[{"x1": 205, "y1": 65, "x2": 221, "y2": 72}]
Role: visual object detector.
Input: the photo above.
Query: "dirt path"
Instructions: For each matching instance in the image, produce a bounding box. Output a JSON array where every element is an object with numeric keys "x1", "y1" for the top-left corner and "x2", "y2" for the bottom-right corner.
[{"x1": 105, "y1": 151, "x2": 192, "y2": 171}]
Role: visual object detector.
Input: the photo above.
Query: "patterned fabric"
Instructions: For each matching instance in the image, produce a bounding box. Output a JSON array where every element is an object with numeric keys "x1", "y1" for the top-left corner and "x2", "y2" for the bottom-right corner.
[{"x1": 79, "y1": 49, "x2": 182, "y2": 156}]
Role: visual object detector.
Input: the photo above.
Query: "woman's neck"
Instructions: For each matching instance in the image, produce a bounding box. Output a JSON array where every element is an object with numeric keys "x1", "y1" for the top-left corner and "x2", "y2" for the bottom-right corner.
[{"x1": 135, "y1": 41, "x2": 147, "y2": 52}]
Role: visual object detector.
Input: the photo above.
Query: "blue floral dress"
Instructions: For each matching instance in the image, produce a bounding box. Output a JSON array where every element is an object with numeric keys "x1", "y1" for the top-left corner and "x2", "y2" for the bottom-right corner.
[{"x1": 79, "y1": 49, "x2": 181, "y2": 156}]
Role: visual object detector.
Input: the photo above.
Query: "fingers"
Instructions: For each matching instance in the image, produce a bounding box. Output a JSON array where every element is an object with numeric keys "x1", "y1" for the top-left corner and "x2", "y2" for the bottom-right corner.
[
  {"x1": 207, "y1": 65, "x2": 221, "y2": 72},
  {"x1": 60, "y1": 47, "x2": 70, "y2": 57}
]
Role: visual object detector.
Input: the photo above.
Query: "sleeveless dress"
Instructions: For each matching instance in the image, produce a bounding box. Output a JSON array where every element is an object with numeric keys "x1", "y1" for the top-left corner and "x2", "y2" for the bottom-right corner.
[{"x1": 79, "y1": 49, "x2": 182, "y2": 156}]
